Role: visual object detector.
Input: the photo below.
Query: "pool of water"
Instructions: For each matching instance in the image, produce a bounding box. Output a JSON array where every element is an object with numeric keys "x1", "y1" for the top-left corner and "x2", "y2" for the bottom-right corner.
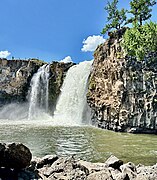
[{"x1": 0, "y1": 120, "x2": 156, "y2": 166}]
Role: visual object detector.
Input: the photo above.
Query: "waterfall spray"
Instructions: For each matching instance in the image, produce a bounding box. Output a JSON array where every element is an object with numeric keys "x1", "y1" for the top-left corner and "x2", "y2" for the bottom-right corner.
[
  {"x1": 28, "y1": 64, "x2": 50, "y2": 120},
  {"x1": 53, "y1": 60, "x2": 92, "y2": 126}
]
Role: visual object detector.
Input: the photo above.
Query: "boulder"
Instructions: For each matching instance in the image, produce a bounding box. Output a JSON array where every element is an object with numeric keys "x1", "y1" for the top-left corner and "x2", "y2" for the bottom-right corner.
[
  {"x1": 0, "y1": 143, "x2": 32, "y2": 169},
  {"x1": 77, "y1": 160, "x2": 107, "y2": 174},
  {"x1": 105, "y1": 155, "x2": 123, "y2": 170},
  {"x1": 37, "y1": 156, "x2": 87, "y2": 179},
  {"x1": 136, "y1": 164, "x2": 157, "y2": 180},
  {"x1": 36, "y1": 155, "x2": 58, "y2": 169},
  {"x1": 0, "y1": 143, "x2": 5, "y2": 166},
  {"x1": 120, "y1": 162, "x2": 137, "y2": 179},
  {"x1": 87, "y1": 170, "x2": 113, "y2": 180}
]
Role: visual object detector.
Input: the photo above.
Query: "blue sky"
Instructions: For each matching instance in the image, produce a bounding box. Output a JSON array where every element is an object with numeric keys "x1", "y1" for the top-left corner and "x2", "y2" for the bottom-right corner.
[{"x1": 0, "y1": 0, "x2": 157, "y2": 63}]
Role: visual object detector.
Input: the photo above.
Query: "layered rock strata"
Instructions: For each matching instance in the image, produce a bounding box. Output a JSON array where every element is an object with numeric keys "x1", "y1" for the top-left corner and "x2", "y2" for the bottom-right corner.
[{"x1": 87, "y1": 33, "x2": 157, "y2": 133}]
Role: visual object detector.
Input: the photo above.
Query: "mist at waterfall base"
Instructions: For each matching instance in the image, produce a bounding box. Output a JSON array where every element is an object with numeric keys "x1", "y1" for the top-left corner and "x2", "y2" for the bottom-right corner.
[
  {"x1": 0, "y1": 61, "x2": 92, "y2": 125},
  {"x1": 0, "y1": 61, "x2": 157, "y2": 165},
  {"x1": 53, "y1": 60, "x2": 92, "y2": 126}
]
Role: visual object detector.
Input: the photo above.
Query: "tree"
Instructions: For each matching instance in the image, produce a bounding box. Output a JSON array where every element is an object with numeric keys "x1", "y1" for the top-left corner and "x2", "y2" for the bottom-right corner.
[
  {"x1": 122, "y1": 21, "x2": 157, "y2": 60},
  {"x1": 101, "y1": 0, "x2": 127, "y2": 34},
  {"x1": 126, "y1": 0, "x2": 156, "y2": 26}
]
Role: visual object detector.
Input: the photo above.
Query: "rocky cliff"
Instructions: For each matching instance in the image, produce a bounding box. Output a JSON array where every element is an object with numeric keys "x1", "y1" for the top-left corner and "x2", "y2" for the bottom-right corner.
[
  {"x1": 0, "y1": 58, "x2": 43, "y2": 107},
  {"x1": 48, "y1": 62, "x2": 74, "y2": 112},
  {"x1": 87, "y1": 32, "x2": 157, "y2": 133},
  {"x1": 0, "y1": 58, "x2": 73, "y2": 112}
]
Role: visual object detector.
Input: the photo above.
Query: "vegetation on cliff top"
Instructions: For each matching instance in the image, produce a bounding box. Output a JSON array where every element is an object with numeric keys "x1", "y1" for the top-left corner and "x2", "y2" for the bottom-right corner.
[
  {"x1": 122, "y1": 22, "x2": 157, "y2": 60},
  {"x1": 101, "y1": 0, "x2": 127, "y2": 34},
  {"x1": 101, "y1": 0, "x2": 157, "y2": 61},
  {"x1": 126, "y1": 0, "x2": 156, "y2": 26},
  {"x1": 102, "y1": 0, "x2": 156, "y2": 34}
]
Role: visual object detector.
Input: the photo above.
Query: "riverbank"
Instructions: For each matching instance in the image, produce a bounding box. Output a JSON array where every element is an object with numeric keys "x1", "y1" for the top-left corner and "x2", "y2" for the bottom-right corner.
[{"x1": 0, "y1": 143, "x2": 156, "y2": 180}]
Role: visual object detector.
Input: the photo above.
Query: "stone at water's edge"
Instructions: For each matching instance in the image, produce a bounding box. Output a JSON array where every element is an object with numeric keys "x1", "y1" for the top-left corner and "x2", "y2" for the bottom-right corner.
[
  {"x1": 0, "y1": 143, "x2": 157, "y2": 179},
  {"x1": 105, "y1": 155, "x2": 123, "y2": 170},
  {"x1": 87, "y1": 28, "x2": 157, "y2": 133},
  {"x1": 0, "y1": 143, "x2": 32, "y2": 169}
]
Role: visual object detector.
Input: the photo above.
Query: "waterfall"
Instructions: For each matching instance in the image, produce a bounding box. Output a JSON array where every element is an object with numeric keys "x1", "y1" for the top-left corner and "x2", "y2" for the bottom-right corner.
[
  {"x1": 28, "y1": 64, "x2": 50, "y2": 120},
  {"x1": 52, "y1": 60, "x2": 92, "y2": 126}
]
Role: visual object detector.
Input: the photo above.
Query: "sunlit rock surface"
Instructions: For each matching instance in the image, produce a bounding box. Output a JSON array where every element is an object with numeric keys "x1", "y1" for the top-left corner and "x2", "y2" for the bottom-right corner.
[
  {"x1": 87, "y1": 30, "x2": 157, "y2": 133},
  {"x1": 0, "y1": 58, "x2": 73, "y2": 113},
  {"x1": 0, "y1": 58, "x2": 43, "y2": 106}
]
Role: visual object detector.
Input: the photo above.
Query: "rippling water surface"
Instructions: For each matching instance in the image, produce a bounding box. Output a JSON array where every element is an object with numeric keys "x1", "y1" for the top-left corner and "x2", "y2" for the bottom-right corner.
[{"x1": 0, "y1": 120, "x2": 156, "y2": 166}]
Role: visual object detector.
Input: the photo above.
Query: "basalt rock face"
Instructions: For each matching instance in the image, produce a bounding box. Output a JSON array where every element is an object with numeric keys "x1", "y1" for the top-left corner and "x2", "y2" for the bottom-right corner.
[
  {"x1": 48, "y1": 62, "x2": 74, "y2": 113},
  {"x1": 0, "y1": 58, "x2": 43, "y2": 107},
  {"x1": 0, "y1": 59, "x2": 73, "y2": 111},
  {"x1": 87, "y1": 34, "x2": 157, "y2": 133}
]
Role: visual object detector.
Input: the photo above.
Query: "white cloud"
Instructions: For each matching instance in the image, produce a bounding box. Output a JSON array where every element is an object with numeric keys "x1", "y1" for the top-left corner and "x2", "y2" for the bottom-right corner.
[
  {"x1": 81, "y1": 35, "x2": 106, "y2": 52},
  {"x1": 60, "y1": 56, "x2": 73, "y2": 63},
  {"x1": 0, "y1": 50, "x2": 11, "y2": 58}
]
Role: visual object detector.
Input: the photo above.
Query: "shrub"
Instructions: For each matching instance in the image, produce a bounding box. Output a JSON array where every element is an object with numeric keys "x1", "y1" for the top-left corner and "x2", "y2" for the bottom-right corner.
[{"x1": 122, "y1": 21, "x2": 157, "y2": 61}]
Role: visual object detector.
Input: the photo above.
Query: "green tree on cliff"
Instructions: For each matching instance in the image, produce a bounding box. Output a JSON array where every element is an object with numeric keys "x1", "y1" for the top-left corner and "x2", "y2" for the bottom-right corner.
[
  {"x1": 126, "y1": 0, "x2": 156, "y2": 26},
  {"x1": 122, "y1": 21, "x2": 157, "y2": 60},
  {"x1": 101, "y1": 0, "x2": 126, "y2": 34}
]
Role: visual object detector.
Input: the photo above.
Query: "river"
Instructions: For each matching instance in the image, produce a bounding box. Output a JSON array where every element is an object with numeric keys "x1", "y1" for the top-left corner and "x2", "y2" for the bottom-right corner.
[
  {"x1": 0, "y1": 120, "x2": 156, "y2": 166},
  {"x1": 0, "y1": 60, "x2": 156, "y2": 166}
]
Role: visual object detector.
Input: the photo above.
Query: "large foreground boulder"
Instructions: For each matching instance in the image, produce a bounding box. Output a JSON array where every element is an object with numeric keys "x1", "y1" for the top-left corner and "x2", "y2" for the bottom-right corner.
[{"x1": 0, "y1": 143, "x2": 32, "y2": 169}]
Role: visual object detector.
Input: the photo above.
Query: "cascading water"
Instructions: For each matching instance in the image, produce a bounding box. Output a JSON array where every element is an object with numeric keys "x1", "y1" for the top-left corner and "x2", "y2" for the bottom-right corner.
[
  {"x1": 28, "y1": 64, "x2": 50, "y2": 120},
  {"x1": 52, "y1": 60, "x2": 92, "y2": 126}
]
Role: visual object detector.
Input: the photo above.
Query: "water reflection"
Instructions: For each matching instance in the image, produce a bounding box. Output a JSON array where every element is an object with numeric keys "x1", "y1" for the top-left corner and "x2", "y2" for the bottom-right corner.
[{"x1": 0, "y1": 124, "x2": 156, "y2": 165}]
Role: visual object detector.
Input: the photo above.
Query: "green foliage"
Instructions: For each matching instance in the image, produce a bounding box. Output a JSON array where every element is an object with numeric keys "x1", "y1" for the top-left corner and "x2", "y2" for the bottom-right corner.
[
  {"x1": 122, "y1": 21, "x2": 157, "y2": 60},
  {"x1": 101, "y1": 0, "x2": 127, "y2": 34},
  {"x1": 126, "y1": 0, "x2": 156, "y2": 26}
]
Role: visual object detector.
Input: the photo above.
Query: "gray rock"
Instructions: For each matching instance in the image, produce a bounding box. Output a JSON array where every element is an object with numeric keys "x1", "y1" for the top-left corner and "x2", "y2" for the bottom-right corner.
[
  {"x1": 38, "y1": 156, "x2": 87, "y2": 179},
  {"x1": 109, "y1": 167, "x2": 122, "y2": 180},
  {"x1": 136, "y1": 164, "x2": 157, "y2": 180},
  {"x1": 43, "y1": 167, "x2": 55, "y2": 177},
  {"x1": 120, "y1": 162, "x2": 136, "y2": 172},
  {"x1": 0, "y1": 59, "x2": 74, "y2": 115},
  {"x1": 87, "y1": 169, "x2": 113, "y2": 180},
  {"x1": 1, "y1": 143, "x2": 32, "y2": 169},
  {"x1": 0, "y1": 143, "x2": 157, "y2": 180},
  {"x1": 36, "y1": 155, "x2": 58, "y2": 169},
  {"x1": 76, "y1": 160, "x2": 107, "y2": 174},
  {"x1": 105, "y1": 155, "x2": 123, "y2": 170},
  {"x1": 0, "y1": 143, "x2": 5, "y2": 166},
  {"x1": 87, "y1": 33, "x2": 157, "y2": 134},
  {"x1": 114, "y1": 173, "x2": 130, "y2": 180},
  {"x1": 120, "y1": 162, "x2": 137, "y2": 179}
]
